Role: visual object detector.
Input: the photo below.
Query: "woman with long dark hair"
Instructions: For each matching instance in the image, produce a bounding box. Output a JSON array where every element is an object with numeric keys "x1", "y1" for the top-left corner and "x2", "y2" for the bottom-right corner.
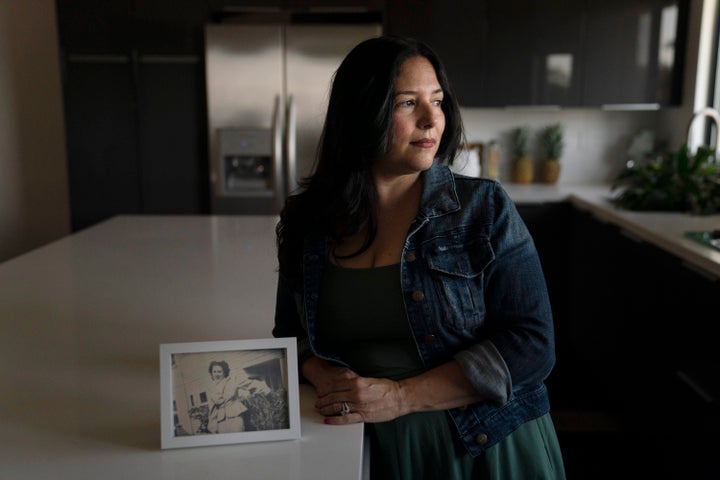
[{"x1": 273, "y1": 35, "x2": 566, "y2": 479}]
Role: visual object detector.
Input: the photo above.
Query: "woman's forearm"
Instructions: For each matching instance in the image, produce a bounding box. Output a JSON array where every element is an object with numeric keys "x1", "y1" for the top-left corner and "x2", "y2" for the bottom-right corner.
[
  {"x1": 314, "y1": 359, "x2": 485, "y2": 424},
  {"x1": 397, "y1": 361, "x2": 484, "y2": 415}
]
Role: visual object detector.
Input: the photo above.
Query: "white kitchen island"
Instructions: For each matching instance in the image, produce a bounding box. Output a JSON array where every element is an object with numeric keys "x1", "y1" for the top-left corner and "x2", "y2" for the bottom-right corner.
[{"x1": 0, "y1": 215, "x2": 365, "y2": 480}]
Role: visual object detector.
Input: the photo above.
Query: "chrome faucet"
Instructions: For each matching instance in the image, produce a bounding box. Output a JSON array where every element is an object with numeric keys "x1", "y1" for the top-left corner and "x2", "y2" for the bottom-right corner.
[{"x1": 686, "y1": 107, "x2": 720, "y2": 153}]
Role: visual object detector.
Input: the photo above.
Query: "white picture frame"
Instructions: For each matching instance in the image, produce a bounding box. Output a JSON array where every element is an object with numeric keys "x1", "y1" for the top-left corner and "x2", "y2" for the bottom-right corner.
[{"x1": 160, "y1": 338, "x2": 300, "y2": 449}]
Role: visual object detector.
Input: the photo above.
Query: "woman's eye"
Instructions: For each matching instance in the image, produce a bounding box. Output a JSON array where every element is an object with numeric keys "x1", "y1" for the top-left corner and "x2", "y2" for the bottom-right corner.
[
  {"x1": 432, "y1": 98, "x2": 443, "y2": 106},
  {"x1": 397, "y1": 99, "x2": 414, "y2": 107}
]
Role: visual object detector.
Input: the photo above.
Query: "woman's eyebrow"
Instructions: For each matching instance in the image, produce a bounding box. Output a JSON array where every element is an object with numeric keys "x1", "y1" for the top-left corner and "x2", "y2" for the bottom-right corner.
[{"x1": 395, "y1": 88, "x2": 444, "y2": 96}]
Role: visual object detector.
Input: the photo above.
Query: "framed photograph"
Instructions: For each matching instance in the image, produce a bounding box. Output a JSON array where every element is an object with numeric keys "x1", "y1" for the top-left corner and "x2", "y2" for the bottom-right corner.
[{"x1": 160, "y1": 338, "x2": 300, "y2": 449}]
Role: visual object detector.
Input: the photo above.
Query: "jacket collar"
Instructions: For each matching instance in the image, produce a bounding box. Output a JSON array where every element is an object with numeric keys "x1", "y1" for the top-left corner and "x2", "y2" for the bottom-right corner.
[{"x1": 417, "y1": 161, "x2": 461, "y2": 219}]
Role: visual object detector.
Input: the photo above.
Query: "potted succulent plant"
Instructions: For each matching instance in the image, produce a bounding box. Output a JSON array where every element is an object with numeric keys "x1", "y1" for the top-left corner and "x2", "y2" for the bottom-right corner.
[
  {"x1": 539, "y1": 123, "x2": 564, "y2": 184},
  {"x1": 611, "y1": 143, "x2": 720, "y2": 214},
  {"x1": 510, "y1": 126, "x2": 533, "y2": 183}
]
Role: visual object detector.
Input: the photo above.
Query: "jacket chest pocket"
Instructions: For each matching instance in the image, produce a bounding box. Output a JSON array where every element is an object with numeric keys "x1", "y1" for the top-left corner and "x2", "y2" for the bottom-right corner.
[{"x1": 425, "y1": 238, "x2": 494, "y2": 331}]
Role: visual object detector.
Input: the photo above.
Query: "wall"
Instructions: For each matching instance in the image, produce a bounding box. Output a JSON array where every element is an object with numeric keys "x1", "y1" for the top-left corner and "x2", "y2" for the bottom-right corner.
[
  {"x1": 461, "y1": 0, "x2": 710, "y2": 186},
  {"x1": 0, "y1": 0, "x2": 70, "y2": 263}
]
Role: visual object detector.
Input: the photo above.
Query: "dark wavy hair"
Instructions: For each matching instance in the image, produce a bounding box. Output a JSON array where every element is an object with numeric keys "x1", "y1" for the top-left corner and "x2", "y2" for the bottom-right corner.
[
  {"x1": 277, "y1": 35, "x2": 464, "y2": 281},
  {"x1": 208, "y1": 360, "x2": 230, "y2": 378}
]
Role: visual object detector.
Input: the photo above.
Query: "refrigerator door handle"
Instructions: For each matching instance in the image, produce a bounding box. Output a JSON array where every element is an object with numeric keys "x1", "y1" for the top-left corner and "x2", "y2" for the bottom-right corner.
[
  {"x1": 284, "y1": 94, "x2": 297, "y2": 198},
  {"x1": 272, "y1": 94, "x2": 285, "y2": 212}
]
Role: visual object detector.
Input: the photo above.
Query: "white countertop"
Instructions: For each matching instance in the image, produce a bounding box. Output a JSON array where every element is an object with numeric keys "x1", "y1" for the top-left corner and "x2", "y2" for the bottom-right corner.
[
  {"x1": 1, "y1": 191, "x2": 717, "y2": 478},
  {"x1": 503, "y1": 183, "x2": 720, "y2": 279},
  {"x1": 0, "y1": 215, "x2": 364, "y2": 480}
]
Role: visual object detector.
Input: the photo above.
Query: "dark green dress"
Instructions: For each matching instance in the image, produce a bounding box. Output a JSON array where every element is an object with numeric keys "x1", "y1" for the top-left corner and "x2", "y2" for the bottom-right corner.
[{"x1": 316, "y1": 262, "x2": 566, "y2": 480}]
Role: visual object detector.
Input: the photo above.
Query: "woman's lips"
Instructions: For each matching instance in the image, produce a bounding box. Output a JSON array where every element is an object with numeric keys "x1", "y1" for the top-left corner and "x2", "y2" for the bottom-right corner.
[{"x1": 411, "y1": 138, "x2": 436, "y2": 148}]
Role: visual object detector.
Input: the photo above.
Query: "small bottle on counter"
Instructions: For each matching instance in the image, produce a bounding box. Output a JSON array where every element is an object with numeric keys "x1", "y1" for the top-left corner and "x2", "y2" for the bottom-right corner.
[{"x1": 483, "y1": 141, "x2": 500, "y2": 180}]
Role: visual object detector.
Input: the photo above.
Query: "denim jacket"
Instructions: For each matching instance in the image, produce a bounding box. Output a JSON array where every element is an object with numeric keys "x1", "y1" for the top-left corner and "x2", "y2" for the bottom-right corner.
[{"x1": 273, "y1": 162, "x2": 556, "y2": 456}]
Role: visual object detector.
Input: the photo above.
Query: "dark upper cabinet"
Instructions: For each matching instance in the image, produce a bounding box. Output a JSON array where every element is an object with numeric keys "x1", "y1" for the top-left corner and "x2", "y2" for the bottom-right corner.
[
  {"x1": 582, "y1": 0, "x2": 689, "y2": 106},
  {"x1": 134, "y1": 1, "x2": 210, "y2": 55},
  {"x1": 385, "y1": 0, "x2": 689, "y2": 107},
  {"x1": 205, "y1": 0, "x2": 384, "y2": 15},
  {"x1": 56, "y1": 0, "x2": 209, "y2": 55},
  {"x1": 385, "y1": 0, "x2": 488, "y2": 105},
  {"x1": 55, "y1": 0, "x2": 134, "y2": 54},
  {"x1": 63, "y1": 61, "x2": 141, "y2": 230},
  {"x1": 57, "y1": 0, "x2": 209, "y2": 231},
  {"x1": 61, "y1": 57, "x2": 207, "y2": 232},
  {"x1": 483, "y1": 0, "x2": 584, "y2": 107}
]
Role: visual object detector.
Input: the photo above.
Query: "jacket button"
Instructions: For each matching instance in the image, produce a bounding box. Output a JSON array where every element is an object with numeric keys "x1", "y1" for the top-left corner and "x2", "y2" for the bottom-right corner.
[
  {"x1": 423, "y1": 334, "x2": 436, "y2": 343},
  {"x1": 475, "y1": 433, "x2": 488, "y2": 445},
  {"x1": 411, "y1": 290, "x2": 425, "y2": 302},
  {"x1": 405, "y1": 252, "x2": 416, "y2": 262}
]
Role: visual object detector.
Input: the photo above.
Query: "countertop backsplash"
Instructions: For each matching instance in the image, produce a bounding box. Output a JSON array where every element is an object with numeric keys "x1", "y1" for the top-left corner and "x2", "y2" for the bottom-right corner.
[{"x1": 459, "y1": 107, "x2": 660, "y2": 185}]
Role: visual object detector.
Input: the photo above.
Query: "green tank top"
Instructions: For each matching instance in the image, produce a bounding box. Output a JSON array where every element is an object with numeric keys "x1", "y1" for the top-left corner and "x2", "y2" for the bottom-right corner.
[
  {"x1": 315, "y1": 262, "x2": 426, "y2": 380},
  {"x1": 315, "y1": 261, "x2": 566, "y2": 480}
]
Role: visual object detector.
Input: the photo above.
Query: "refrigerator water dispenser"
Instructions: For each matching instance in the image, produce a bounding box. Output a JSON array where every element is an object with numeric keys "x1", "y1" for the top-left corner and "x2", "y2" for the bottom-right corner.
[{"x1": 218, "y1": 128, "x2": 273, "y2": 196}]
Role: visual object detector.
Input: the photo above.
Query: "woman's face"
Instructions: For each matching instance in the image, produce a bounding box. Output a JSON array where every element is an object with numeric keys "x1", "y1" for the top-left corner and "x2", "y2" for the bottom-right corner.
[
  {"x1": 211, "y1": 365, "x2": 225, "y2": 381},
  {"x1": 373, "y1": 55, "x2": 446, "y2": 178}
]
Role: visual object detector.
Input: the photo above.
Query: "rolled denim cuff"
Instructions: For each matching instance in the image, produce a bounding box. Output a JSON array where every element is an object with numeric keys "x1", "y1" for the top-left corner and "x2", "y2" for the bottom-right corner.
[
  {"x1": 454, "y1": 340, "x2": 512, "y2": 405},
  {"x1": 295, "y1": 337, "x2": 315, "y2": 384},
  {"x1": 297, "y1": 337, "x2": 313, "y2": 365}
]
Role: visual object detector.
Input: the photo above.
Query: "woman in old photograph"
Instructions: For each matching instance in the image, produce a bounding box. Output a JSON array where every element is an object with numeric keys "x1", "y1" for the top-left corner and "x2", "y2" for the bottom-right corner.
[{"x1": 207, "y1": 360, "x2": 248, "y2": 434}]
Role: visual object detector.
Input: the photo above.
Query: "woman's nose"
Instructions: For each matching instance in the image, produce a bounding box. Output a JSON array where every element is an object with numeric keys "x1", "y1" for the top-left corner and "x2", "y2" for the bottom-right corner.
[{"x1": 418, "y1": 104, "x2": 438, "y2": 129}]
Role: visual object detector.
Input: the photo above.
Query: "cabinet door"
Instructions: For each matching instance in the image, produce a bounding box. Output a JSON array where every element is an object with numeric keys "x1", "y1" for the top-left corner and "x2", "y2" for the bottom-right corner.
[
  {"x1": 56, "y1": 0, "x2": 134, "y2": 55},
  {"x1": 484, "y1": 0, "x2": 584, "y2": 107},
  {"x1": 134, "y1": 0, "x2": 209, "y2": 55},
  {"x1": 582, "y1": 0, "x2": 687, "y2": 106},
  {"x1": 63, "y1": 59, "x2": 141, "y2": 231},
  {"x1": 384, "y1": 0, "x2": 488, "y2": 107},
  {"x1": 137, "y1": 59, "x2": 207, "y2": 214}
]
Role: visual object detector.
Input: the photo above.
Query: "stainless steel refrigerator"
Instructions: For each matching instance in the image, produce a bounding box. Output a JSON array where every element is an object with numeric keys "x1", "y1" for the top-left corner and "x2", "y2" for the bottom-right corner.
[{"x1": 205, "y1": 22, "x2": 381, "y2": 215}]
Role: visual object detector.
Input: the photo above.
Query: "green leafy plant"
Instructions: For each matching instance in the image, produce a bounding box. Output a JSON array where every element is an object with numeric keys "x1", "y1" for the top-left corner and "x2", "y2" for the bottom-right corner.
[
  {"x1": 610, "y1": 143, "x2": 720, "y2": 214},
  {"x1": 540, "y1": 123, "x2": 564, "y2": 160},
  {"x1": 511, "y1": 126, "x2": 529, "y2": 158},
  {"x1": 242, "y1": 389, "x2": 290, "y2": 431}
]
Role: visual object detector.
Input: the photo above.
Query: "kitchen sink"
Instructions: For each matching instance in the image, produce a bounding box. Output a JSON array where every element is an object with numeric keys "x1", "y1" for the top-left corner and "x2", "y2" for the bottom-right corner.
[{"x1": 684, "y1": 230, "x2": 720, "y2": 252}]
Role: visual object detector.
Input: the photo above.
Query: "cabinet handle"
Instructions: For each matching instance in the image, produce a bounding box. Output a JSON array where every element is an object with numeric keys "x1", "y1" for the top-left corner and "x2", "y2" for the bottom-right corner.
[
  {"x1": 676, "y1": 370, "x2": 714, "y2": 403},
  {"x1": 601, "y1": 103, "x2": 660, "y2": 111},
  {"x1": 138, "y1": 55, "x2": 200, "y2": 64},
  {"x1": 504, "y1": 105, "x2": 561, "y2": 111},
  {"x1": 66, "y1": 54, "x2": 129, "y2": 64}
]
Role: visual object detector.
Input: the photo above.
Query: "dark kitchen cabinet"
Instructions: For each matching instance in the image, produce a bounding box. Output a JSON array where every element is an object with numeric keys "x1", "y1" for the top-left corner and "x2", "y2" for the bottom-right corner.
[
  {"x1": 519, "y1": 203, "x2": 720, "y2": 409},
  {"x1": 63, "y1": 61, "x2": 141, "y2": 229},
  {"x1": 384, "y1": 0, "x2": 488, "y2": 106},
  {"x1": 62, "y1": 57, "x2": 207, "y2": 231},
  {"x1": 582, "y1": 0, "x2": 689, "y2": 106},
  {"x1": 55, "y1": 0, "x2": 134, "y2": 55},
  {"x1": 516, "y1": 202, "x2": 578, "y2": 409},
  {"x1": 516, "y1": 203, "x2": 572, "y2": 347},
  {"x1": 134, "y1": 1, "x2": 210, "y2": 55},
  {"x1": 483, "y1": 0, "x2": 584, "y2": 107},
  {"x1": 385, "y1": 0, "x2": 689, "y2": 107},
  {"x1": 521, "y1": 202, "x2": 720, "y2": 476},
  {"x1": 57, "y1": 0, "x2": 209, "y2": 231},
  {"x1": 56, "y1": 0, "x2": 209, "y2": 55},
  {"x1": 206, "y1": 0, "x2": 384, "y2": 15},
  {"x1": 136, "y1": 61, "x2": 206, "y2": 215}
]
